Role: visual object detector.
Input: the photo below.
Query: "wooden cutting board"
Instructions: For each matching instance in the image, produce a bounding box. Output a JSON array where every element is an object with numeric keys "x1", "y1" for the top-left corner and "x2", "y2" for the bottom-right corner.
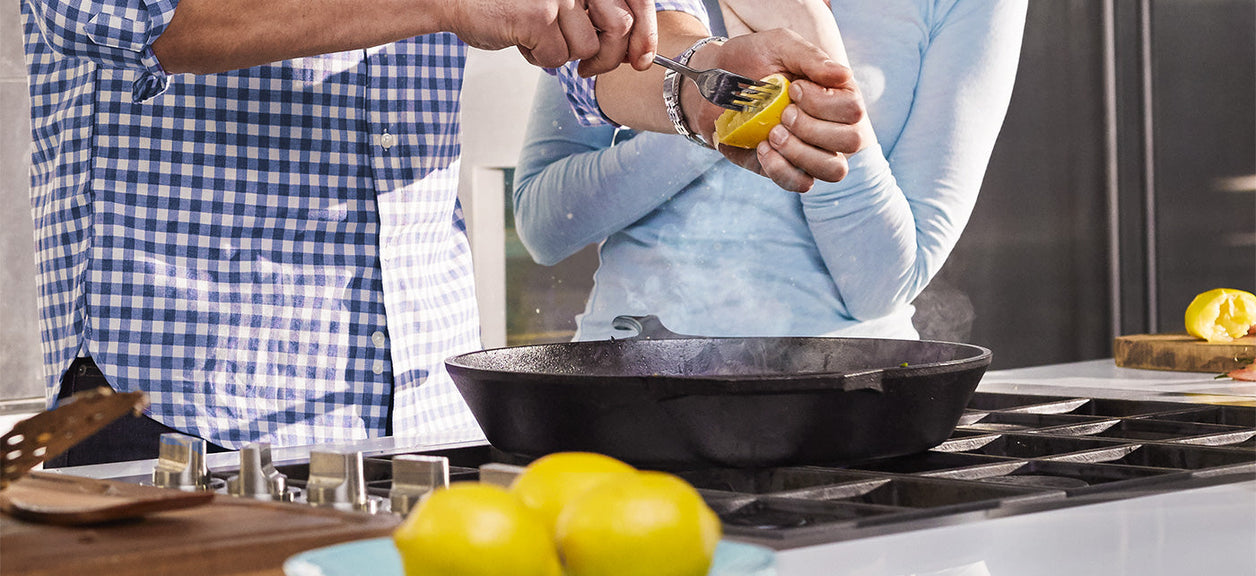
[
  {"x1": 0, "y1": 472, "x2": 215, "y2": 525},
  {"x1": 1114, "y1": 333, "x2": 1255, "y2": 373},
  {"x1": 0, "y1": 475, "x2": 401, "y2": 576}
]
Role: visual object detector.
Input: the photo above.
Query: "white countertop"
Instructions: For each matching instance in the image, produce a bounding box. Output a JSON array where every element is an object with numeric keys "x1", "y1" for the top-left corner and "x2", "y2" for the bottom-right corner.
[
  {"x1": 978, "y1": 359, "x2": 1256, "y2": 401},
  {"x1": 774, "y1": 359, "x2": 1256, "y2": 576},
  {"x1": 775, "y1": 478, "x2": 1255, "y2": 576}
]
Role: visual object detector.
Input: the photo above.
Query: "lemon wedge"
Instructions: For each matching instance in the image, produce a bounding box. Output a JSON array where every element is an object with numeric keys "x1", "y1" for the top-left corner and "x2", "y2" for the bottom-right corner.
[
  {"x1": 713, "y1": 74, "x2": 791, "y2": 149},
  {"x1": 1184, "y1": 288, "x2": 1256, "y2": 343}
]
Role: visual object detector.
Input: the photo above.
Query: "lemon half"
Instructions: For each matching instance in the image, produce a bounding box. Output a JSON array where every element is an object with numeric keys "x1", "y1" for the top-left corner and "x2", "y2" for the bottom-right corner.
[
  {"x1": 714, "y1": 74, "x2": 791, "y2": 149},
  {"x1": 1184, "y1": 288, "x2": 1256, "y2": 343}
]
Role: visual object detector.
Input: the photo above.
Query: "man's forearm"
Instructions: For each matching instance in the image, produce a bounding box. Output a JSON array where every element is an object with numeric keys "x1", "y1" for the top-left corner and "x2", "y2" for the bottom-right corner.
[
  {"x1": 593, "y1": 11, "x2": 710, "y2": 134},
  {"x1": 153, "y1": 0, "x2": 446, "y2": 74}
]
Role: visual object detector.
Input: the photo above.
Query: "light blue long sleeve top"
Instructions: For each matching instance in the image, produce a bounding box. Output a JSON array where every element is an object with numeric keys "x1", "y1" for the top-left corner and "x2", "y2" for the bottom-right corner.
[{"x1": 514, "y1": 0, "x2": 1028, "y2": 342}]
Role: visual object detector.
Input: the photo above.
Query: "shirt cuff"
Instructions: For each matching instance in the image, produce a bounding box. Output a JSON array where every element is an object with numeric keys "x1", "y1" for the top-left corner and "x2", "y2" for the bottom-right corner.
[
  {"x1": 79, "y1": 0, "x2": 180, "y2": 101},
  {"x1": 131, "y1": 47, "x2": 170, "y2": 102}
]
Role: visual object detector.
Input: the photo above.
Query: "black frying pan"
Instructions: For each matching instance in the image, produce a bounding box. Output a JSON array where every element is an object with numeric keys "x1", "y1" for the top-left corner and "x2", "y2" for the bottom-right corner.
[{"x1": 446, "y1": 316, "x2": 992, "y2": 469}]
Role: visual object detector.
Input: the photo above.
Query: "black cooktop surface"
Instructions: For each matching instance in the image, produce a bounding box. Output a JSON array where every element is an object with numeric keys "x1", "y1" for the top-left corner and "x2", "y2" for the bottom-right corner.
[{"x1": 187, "y1": 392, "x2": 1254, "y2": 549}]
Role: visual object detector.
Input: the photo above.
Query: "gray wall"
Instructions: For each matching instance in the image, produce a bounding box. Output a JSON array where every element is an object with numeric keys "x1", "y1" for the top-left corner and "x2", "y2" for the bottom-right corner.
[
  {"x1": 0, "y1": 3, "x2": 41, "y2": 402},
  {"x1": 944, "y1": 0, "x2": 1255, "y2": 369}
]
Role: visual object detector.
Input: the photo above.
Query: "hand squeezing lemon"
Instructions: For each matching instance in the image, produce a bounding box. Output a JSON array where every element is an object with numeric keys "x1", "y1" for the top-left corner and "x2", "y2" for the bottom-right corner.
[{"x1": 714, "y1": 74, "x2": 791, "y2": 149}]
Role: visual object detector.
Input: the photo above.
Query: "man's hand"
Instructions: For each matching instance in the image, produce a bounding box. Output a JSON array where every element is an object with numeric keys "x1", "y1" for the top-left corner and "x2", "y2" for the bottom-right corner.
[
  {"x1": 683, "y1": 29, "x2": 869, "y2": 193},
  {"x1": 442, "y1": 0, "x2": 659, "y2": 76},
  {"x1": 152, "y1": 0, "x2": 658, "y2": 77}
]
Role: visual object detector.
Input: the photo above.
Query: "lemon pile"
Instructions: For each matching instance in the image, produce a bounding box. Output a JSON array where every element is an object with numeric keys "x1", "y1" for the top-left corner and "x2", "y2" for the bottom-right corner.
[
  {"x1": 392, "y1": 452, "x2": 722, "y2": 576},
  {"x1": 1184, "y1": 288, "x2": 1256, "y2": 343},
  {"x1": 713, "y1": 74, "x2": 791, "y2": 149}
]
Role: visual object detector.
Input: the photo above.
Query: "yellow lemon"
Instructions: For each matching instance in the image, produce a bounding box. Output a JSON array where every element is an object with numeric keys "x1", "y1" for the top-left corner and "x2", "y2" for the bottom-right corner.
[
  {"x1": 509, "y1": 451, "x2": 636, "y2": 535},
  {"x1": 556, "y1": 471, "x2": 722, "y2": 576},
  {"x1": 1185, "y1": 288, "x2": 1256, "y2": 343},
  {"x1": 714, "y1": 73, "x2": 792, "y2": 149},
  {"x1": 392, "y1": 482, "x2": 561, "y2": 576}
]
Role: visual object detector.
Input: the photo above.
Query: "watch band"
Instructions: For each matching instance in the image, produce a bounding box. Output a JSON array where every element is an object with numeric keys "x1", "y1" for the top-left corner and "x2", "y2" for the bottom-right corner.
[{"x1": 663, "y1": 36, "x2": 727, "y2": 149}]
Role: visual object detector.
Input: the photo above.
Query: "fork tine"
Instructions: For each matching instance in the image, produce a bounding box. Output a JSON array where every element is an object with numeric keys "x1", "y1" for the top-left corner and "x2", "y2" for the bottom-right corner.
[
  {"x1": 731, "y1": 97, "x2": 767, "y2": 108},
  {"x1": 653, "y1": 56, "x2": 775, "y2": 111},
  {"x1": 736, "y1": 88, "x2": 774, "y2": 99},
  {"x1": 734, "y1": 91, "x2": 773, "y2": 103},
  {"x1": 739, "y1": 83, "x2": 779, "y2": 94}
]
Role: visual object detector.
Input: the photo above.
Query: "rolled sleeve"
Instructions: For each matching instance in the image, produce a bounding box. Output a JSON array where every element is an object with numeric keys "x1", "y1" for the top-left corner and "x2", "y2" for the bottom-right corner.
[
  {"x1": 554, "y1": 0, "x2": 710, "y2": 126},
  {"x1": 28, "y1": 0, "x2": 180, "y2": 100}
]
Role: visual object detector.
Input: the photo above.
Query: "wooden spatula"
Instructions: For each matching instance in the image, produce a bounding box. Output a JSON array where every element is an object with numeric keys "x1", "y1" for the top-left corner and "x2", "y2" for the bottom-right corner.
[
  {"x1": 1, "y1": 388, "x2": 149, "y2": 488},
  {"x1": 0, "y1": 388, "x2": 215, "y2": 525}
]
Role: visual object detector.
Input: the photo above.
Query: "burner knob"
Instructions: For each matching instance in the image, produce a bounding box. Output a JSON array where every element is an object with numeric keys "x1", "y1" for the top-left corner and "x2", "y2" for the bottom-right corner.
[
  {"x1": 389, "y1": 455, "x2": 449, "y2": 516},
  {"x1": 151, "y1": 433, "x2": 215, "y2": 491},
  {"x1": 305, "y1": 448, "x2": 378, "y2": 513},
  {"x1": 227, "y1": 443, "x2": 293, "y2": 501},
  {"x1": 478, "y1": 463, "x2": 526, "y2": 488}
]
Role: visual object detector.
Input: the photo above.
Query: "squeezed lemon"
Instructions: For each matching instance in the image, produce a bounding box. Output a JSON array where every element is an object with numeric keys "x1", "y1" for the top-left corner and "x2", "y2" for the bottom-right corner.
[
  {"x1": 1184, "y1": 288, "x2": 1256, "y2": 343},
  {"x1": 714, "y1": 74, "x2": 791, "y2": 149}
]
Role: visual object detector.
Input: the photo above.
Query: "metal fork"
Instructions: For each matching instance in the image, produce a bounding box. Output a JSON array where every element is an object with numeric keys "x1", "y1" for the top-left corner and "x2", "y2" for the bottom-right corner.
[{"x1": 653, "y1": 54, "x2": 774, "y2": 112}]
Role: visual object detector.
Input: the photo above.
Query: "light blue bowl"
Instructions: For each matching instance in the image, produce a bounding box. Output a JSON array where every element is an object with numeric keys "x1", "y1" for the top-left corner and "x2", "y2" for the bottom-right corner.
[{"x1": 284, "y1": 536, "x2": 775, "y2": 576}]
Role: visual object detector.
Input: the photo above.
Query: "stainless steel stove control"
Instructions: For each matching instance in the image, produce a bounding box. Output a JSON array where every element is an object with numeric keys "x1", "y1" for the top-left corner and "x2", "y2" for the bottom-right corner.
[
  {"x1": 478, "y1": 462, "x2": 525, "y2": 488},
  {"x1": 227, "y1": 442, "x2": 295, "y2": 501},
  {"x1": 389, "y1": 455, "x2": 449, "y2": 516},
  {"x1": 305, "y1": 447, "x2": 380, "y2": 513},
  {"x1": 151, "y1": 433, "x2": 221, "y2": 491}
]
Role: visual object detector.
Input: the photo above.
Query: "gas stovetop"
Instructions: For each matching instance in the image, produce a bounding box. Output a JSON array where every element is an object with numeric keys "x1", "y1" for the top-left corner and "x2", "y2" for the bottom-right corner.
[{"x1": 89, "y1": 391, "x2": 1256, "y2": 551}]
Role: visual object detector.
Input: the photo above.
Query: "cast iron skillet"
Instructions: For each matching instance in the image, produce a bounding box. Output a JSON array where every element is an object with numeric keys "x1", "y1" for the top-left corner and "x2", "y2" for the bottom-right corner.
[{"x1": 446, "y1": 316, "x2": 992, "y2": 469}]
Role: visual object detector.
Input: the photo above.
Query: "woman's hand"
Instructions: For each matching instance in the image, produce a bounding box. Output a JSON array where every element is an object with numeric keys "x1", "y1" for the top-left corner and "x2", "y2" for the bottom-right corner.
[
  {"x1": 707, "y1": 0, "x2": 877, "y2": 192},
  {"x1": 682, "y1": 29, "x2": 867, "y2": 192}
]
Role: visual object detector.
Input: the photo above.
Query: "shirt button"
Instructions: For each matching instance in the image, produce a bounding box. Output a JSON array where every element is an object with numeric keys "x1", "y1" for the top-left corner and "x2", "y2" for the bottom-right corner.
[
  {"x1": 371, "y1": 331, "x2": 386, "y2": 347},
  {"x1": 380, "y1": 131, "x2": 395, "y2": 150},
  {"x1": 372, "y1": 360, "x2": 385, "y2": 375}
]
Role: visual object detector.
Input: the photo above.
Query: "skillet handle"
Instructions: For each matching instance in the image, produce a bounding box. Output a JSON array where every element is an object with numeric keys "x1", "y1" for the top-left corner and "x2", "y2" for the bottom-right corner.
[{"x1": 612, "y1": 315, "x2": 689, "y2": 339}]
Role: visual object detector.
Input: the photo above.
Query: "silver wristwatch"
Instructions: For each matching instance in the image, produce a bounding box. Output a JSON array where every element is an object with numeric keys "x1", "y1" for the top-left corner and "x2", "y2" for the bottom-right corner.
[{"x1": 662, "y1": 36, "x2": 727, "y2": 149}]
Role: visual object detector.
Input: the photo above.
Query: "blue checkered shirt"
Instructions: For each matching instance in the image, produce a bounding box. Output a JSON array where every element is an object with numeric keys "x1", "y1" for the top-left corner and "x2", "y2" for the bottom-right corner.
[{"x1": 21, "y1": 0, "x2": 705, "y2": 449}]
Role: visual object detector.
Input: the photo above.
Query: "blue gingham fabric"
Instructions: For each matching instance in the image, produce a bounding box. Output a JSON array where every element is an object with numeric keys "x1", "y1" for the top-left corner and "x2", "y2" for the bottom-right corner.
[{"x1": 21, "y1": 0, "x2": 706, "y2": 449}]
